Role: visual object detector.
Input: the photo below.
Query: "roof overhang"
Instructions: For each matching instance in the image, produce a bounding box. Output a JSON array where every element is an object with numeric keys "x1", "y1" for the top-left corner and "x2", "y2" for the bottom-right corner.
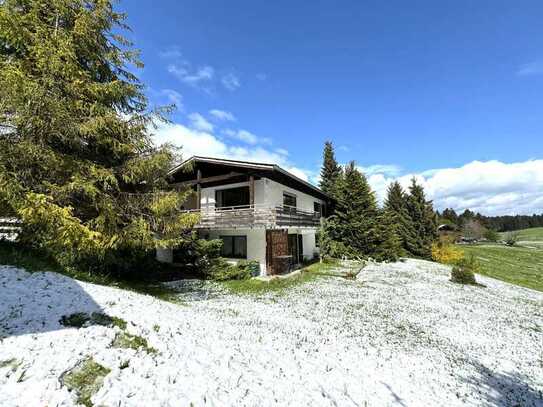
[{"x1": 169, "y1": 156, "x2": 331, "y2": 202}]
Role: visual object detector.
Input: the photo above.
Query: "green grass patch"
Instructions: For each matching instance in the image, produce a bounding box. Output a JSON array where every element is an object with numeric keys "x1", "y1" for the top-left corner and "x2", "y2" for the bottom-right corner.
[
  {"x1": 500, "y1": 227, "x2": 543, "y2": 242},
  {"x1": 458, "y1": 244, "x2": 543, "y2": 292},
  {"x1": 61, "y1": 358, "x2": 110, "y2": 407},
  {"x1": 220, "y1": 262, "x2": 338, "y2": 296},
  {"x1": 112, "y1": 331, "x2": 157, "y2": 354},
  {"x1": 59, "y1": 312, "x2": 127, "y2": 330}
]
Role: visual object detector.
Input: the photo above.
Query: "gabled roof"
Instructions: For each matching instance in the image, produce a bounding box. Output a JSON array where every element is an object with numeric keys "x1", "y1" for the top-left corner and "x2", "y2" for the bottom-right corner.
[{"x1": 169, "y1": 156, "x2": 330, "y2": 201}]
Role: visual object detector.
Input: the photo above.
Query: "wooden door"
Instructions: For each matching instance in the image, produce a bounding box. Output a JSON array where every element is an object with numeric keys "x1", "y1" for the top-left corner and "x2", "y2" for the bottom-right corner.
[{"x1": 266, "y1": 229, "x2": 288, "y2": 275}]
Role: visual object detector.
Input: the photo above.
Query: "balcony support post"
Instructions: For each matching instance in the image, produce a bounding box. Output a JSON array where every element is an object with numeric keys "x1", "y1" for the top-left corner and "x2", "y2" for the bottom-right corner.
[
  {"x1": 196, "y1": 169, "x2": 202, "y2": 210},
  {"x1": 249, "y1": 175, "x2": 255, "y2": 206}
]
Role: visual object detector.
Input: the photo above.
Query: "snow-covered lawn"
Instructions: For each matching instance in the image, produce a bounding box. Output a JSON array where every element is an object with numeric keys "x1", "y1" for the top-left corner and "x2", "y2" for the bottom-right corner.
[{"x1": 1, "y1": 259, "x2": 542, "y2": 406}]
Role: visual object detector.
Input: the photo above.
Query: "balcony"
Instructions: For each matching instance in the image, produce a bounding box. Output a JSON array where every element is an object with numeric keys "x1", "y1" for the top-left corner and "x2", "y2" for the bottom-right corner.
[{"x1": 182, "y1": 204, "x2": 322, "y2": 229}]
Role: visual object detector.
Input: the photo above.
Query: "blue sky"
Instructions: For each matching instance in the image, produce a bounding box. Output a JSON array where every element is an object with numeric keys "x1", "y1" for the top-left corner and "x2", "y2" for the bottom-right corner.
[{"x1": 121, "y1": 1, "x2": 543, "y2": 215}]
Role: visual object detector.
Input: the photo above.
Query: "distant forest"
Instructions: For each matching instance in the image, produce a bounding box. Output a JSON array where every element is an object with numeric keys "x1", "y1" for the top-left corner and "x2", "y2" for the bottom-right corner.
[{"x1": 438, "y1": 208, "x2": 543, "y2": 232}]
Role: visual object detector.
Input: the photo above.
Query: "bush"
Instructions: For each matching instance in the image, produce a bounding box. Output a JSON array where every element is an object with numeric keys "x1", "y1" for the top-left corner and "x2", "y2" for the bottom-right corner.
[
  {"x1": 432, "y1": 237, "x2": 464, "y2": 265},
  {"x1": 483, "y1": 228, "x2": 500, "y2": 242},
  {"x1": 504, "y1": 231, "x2": 519, "y2": 247},
  {"x1": 450, "y1": 254, "x2": 481, "y2": 286},
  {"x1": 206, "y1": 259, "x2": 259, "y2": 281}
]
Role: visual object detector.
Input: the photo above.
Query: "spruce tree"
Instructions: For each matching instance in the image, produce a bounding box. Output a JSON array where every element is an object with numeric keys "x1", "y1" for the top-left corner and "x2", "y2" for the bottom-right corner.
[
  {"x1": 0, "y1": 0, "x2": 198, "y2": 271},
  {"x1": 384, "y1": 181, "x2": 418, "y2": 256},
  {"x1": 319, "y1": 141, "x2": 342, "y2": 199},
  {"x1": 406, "y1": 178, "x2": 438, "y2": 258},
  {"x1": 371, "y1": 208, "x2": 402, "y2": 262},
  {"x1": 326, "y1": 162, "x2": 378, "y2": 257}
]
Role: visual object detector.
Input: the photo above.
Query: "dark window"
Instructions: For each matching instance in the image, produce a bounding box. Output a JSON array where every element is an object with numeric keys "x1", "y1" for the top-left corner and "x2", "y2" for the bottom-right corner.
[
  {"x1": 287, "y1": 234, "x2": 304, "y2": 264},
  {"x1": 220, "y1": 236, "x2": 247, "y2": 259},
  {"x1": 313, "y1": 202, "x2": 322, "y2": 215},
  {"x1": 216, "y1": 186, "x2": 250, "y2": 209},
  {"x1": 283, "y1": 192, "x2": 297, "y2": 208}
]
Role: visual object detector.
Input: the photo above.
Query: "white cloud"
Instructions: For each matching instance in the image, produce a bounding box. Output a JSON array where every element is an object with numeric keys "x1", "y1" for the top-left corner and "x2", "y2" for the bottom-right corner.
[
  {"x1": 152, "y1": 122, "x2": 313, "y2": 181},
  {"x1": 168, "y1": 64, "x2": 215, "y2": 87},
  {"x1": 287, "y1": 167, "x2": 311, "y2": 182},
  {"x1": 365, "y1": 160, "x2": 543, "y2": 216},
  {"x1": 222, "y1": 73, "x2": 241, "y2": 91},
  {"x1": 224, "y1": 129, "x2": 271, "y2": 145},
  {"x1": 359, "y1": 164, "x2": 402, "y2": 177},
  {"x1": 159, "y1": 47, "x2": 183, "y2": 59},
  {"x1": 232, "y1": 130, "x2": 258, "y2": 145},
  {"x1": 209, "y1": 109, "x2": 236, "y2": 122},
  {"x1": 159, "y1": 89, "x2": 183, "y2": 111},
  {"x1": 187, "y1": 113, "x2": 214, "y2": 132},
  {"x1": 517, "y1": 61, "x2": 543, "y2": 76}
]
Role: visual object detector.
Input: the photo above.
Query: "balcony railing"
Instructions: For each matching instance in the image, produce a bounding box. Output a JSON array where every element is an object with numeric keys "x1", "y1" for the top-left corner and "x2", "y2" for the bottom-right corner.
[{"x1": 181, "y1": 204, "x2": 322, "y2": 229}]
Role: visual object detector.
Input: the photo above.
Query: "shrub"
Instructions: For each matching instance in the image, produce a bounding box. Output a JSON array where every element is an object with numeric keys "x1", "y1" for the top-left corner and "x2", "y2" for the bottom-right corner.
[
  {"x1": 483, "y1": 228, "x2": 500, "y2": 242},
  {"x1": 207, "y1": 259, "x2": 259, "y2": 281},
  {"x1": 431, "y1": 237, "x2": 464, "y2": 265},
  {"x1": 504, "y1": 231, "x2": 519, "y2": 247},
  {"x1": 450, "y1": 254, "x2": 481, "y2": 286}
]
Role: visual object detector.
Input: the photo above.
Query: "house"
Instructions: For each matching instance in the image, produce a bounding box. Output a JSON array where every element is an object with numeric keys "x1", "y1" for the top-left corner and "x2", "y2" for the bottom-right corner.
[{"x1": 159, "y1": 156, "x2": 332, "y2": 275}]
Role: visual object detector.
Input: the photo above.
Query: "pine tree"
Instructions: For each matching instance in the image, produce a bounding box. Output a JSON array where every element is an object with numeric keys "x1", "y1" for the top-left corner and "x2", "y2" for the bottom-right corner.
[
  {"x1": 319, "y1": 141, "x2": 342, "y2": 199},
  {"x1": 406, "y1": 178, "x2": 438, "y2": 258},
  {"x1": 371, "y1": 208, "x2": 403, "y2": 262},
  {"x1": 326, "y1": 162, "x2": 378, "y2": 257},
  {"x1": 0, "y1": 0, "x2": 198, "y2": 271},
  {"x1": 384, "y1": 181, "x2": 418, "y2": 256}
]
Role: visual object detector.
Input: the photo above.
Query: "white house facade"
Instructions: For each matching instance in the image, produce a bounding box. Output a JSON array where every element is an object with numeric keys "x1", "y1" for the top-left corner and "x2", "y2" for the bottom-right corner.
[{"x1": 162, "y1": 156, "x2": 331, "y2": 275}]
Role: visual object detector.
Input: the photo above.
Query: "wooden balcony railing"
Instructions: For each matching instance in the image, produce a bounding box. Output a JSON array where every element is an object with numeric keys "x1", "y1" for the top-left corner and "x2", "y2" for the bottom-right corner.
[{"x1": 181, "y1": 204, "x2": 322, "y2": 229}]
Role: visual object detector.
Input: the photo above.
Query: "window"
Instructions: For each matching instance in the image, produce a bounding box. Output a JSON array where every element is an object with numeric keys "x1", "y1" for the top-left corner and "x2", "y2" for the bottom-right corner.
[
  {"x1": 283, "y1": 192, "x2": 297, "y2": 208},
  {"x1": 313, "y1": 202, "x2": 322, "y2": 216},
  {"x1": 220, "y1": 235, "x2": 247, "y2": 259},
  {"x1": 215, "y1": 186, "x2": 250, "y2": 209}
]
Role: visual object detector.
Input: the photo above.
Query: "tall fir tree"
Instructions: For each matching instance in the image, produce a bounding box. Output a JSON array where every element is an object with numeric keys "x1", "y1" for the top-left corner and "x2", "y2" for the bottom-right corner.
[
  {"x1": 0, "y1": 0, "x2": 198, "y2": 272},
  {"x1": 321, "y1": 161, "x2": 401, "y2": 261},
  {"x1": 406, "y1": 178, "x2": 438, "y2": 258},
  {"x1": 384, "y1": 181, "x2": 418, "y2": 256},
  {"x1": 319, "y1": 141, "x2": 342, "y2": 200},
  {"x1": 371, "y1": 208, "x2": 402, "y2": 262}
]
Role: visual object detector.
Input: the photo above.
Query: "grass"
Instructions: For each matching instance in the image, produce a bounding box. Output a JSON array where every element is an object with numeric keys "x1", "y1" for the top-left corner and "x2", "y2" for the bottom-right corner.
[
  {"x1": 220, "y1": 261, "x2": 339, "y2": 296},
  {"x1": 500, "y1": 227, "x2": 543, "y2": 242},
  {"x1": 61, "y1": 358, "x2": 110, "y2": 407},
  {"x1": 60, "y1": 312, "x2": 127, "y2": 330},
  {"x1": 112, "y1": 331, "x2": 158, "y2": 354},
  {"x1": 459, "y1": 243, "x2": 543, "y2": 292}
]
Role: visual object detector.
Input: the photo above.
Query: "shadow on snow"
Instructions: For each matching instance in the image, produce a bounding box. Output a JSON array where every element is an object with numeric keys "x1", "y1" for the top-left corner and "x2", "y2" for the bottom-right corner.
[
  {"x1": 461, "y1": 360, "x2": 542, "y2": 407},
  {"x1": 0, "y1": 266, "x2": 103, "y2": 338}
]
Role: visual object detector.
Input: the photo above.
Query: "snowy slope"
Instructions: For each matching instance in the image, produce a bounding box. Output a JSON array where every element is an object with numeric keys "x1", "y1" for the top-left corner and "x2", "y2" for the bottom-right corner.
[{"x1": 1, "y1": 259, "x2": 542, "y2": 407}]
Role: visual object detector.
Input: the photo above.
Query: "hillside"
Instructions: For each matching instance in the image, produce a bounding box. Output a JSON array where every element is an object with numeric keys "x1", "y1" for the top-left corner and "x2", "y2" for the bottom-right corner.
[
  {"x1": 500, "y1": 227, "x2": 543, "y2": 248},
  {"x1": 1, "y1": 259, "x2": 542, "y2": 406},
  {"x1": 461, "y1": 244, "x2": 543, "y2": 292}
]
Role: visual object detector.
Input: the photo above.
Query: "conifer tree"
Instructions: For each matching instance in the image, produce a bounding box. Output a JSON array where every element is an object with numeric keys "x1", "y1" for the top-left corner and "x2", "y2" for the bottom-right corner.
[
  {"x1": 0, "y1": 0, "x2": 198, "y2": 271},
  {"x1": 384, "y1": 181, "x2": 418, "y2": 256},
  {"x1": 371, "y1": 208, "x2": 403, "y2": 262},
  {"x1": 406, "y1": 178, "x2": 438, "y2": 258},
  {"x1": 331, "y1": 162, "x2": 377, "y2": 254},
  {"x1": 319, "y1": 141, "x2": 342, "y2": 199}
]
